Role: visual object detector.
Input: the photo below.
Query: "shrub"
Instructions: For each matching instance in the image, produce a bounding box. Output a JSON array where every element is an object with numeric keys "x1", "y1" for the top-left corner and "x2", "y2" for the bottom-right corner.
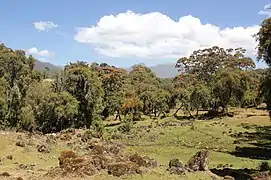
[
  {"x1": 259, "y1": 161, "x2": 271, "y2": 171},
  {"x1": 118, "y1": 114, "x2": 134, "y2": 133}
]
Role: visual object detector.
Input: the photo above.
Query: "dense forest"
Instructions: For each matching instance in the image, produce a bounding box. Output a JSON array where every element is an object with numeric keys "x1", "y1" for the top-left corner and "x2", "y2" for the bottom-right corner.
[{"x1": 0, "y1": 17, "x2": 271, "y2": 136}]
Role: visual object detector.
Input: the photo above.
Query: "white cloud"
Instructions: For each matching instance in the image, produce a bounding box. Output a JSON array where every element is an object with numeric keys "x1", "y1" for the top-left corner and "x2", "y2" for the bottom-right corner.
[
  {"x1": 27, "y1": 47, "x2": 54, "y2": 57},
  {"x1": 74, "y1": 11, "x2": 259, "y2": 59},
  {"x1": 33, "y1": 21, "x2": 58, "y2": 31},
  {"x1": 39, "y1": 58, "x2": 50, "y2": 62},
  {"x1": 258, "y1": 4, "x2": 271, "y2": 16}
]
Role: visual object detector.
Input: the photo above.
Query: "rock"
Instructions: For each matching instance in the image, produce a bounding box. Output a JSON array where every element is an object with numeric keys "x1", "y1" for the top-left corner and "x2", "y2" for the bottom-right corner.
[
  {"x1": 76, "y1": 133, "x2": 82, "y2": 138},
  {"x1": 37, "y1": 144, "x2": 50, "y2": 153},
  {"x1": 252, "y1": 171, "x2": 271, "y2": 180},
  {"x1": 19, "y1": 164, "x2": 34, "y2": 170},
  {"x1": 17, "y1": 135, "x2": 23, "y2": 140},
  {"x1": 186, "y1": 150, "x2": 210, "y2": 172},
  {"x1": 15, "y1": 141, "x2": 25, "y2": 147},
  {"x1": 129, "y1": 153, "x2": 157, "y2": 168},
  {"x1": 58, "y1": 151, "x2": 77, "y2": 166},
  {"x1": 60, "y1": 134, "x2": 72, "y2": 141},
  {"x1": 150, "y1": 135, "x2": 158, "y2": 142},
  {"x1": 107, "y1": 162, "x2": 141, "y2": 177},
  {"x1": 16, "y1": 177, "x2": 24, "y2": 180},
  {"x1": 90, "y1": 144, "x2": 106, "y2": 155},
  {"x1": 108, "y1": 145, "x2": 120, "y2": 155},
  {"x1": 91, "y1": 155, "x2": 110, "y2": 170},
  {"x1": 167, "y1": 159, "x2": 186, "y2": 175},
  {"x1": 54, "y1": 151, "x2": 96, "y2": 177},
  {"x1": 81, "y1": 132, "x2": 92, "y2": 142},
  {"x1": 0, "y1": 172, "x2": 10, "y2": 176},
  {"x1": 6, "y1": 155, "x2": 13, "y2": 160}
]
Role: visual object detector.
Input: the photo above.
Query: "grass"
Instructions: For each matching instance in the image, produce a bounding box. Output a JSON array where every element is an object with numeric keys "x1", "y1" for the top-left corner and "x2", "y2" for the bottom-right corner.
[{"x1": 0, "y1": 108, "x2": 271, "y2": 179}]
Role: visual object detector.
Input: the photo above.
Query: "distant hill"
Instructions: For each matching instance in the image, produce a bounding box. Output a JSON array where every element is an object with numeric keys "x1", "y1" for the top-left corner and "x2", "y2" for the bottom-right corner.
[
  {"x1": 150, "y1": 63, "x2": 179, "y2": 78},
  {"x1": 34, "y1": 60, "x2": 61, "y2": 72},
  {"x1": 34, "y1": 60, "x2": 178, "y2": 78}
]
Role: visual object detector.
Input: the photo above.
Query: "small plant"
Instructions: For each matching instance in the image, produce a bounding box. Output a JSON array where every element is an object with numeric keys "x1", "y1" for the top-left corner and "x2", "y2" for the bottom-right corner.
[
  {"x1": 91, "y1": 117, "x2": 105, "y2": 138},
  {"x1": 259, "y1": 161, "x2": 271, "y2": 171},
  {"x1": 118, "y1": 114, "x2": 134, "y2": 133}
]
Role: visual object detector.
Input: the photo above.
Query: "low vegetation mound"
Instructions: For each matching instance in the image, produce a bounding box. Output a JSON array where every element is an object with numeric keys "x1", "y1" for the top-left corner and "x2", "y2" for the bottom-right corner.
[{"x1": 46, "y1": 141, "x2": 157, "y2": 178}]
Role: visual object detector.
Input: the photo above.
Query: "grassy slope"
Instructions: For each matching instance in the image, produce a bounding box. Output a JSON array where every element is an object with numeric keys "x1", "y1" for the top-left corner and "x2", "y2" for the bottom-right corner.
[{"x1": 0, "y1": 108, "x2": 271, "y2": 180}]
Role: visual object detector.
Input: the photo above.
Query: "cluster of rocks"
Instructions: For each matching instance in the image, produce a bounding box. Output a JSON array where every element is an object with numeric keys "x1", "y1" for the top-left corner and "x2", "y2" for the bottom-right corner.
[
  {"x1": 46, "y1": 141, "x2": 157, "y2": 178},
  {"x1": 0, "y1": 171, "x2": 24, "y2": 180},
  {"x1": 158, "y1": 121, "x2": 194, "y2": 128},
  {"x1": 167, "y1": 150, "x2": 210, "y2": 176}
]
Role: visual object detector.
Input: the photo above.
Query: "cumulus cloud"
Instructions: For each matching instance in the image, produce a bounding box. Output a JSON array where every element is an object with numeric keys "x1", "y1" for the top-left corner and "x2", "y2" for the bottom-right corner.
[
  {"x1": 74, "y1": 11, "x2": 259, "y2": 59},
  {"x1": 258, "y1": 4, "x2": 271, "y2": 16},
  {"x1": 27, "y1": 47, "x2": 54, "y2": 57},
  {"x1": 33, "y1": 21, "x2": 58, "y2": 31}
]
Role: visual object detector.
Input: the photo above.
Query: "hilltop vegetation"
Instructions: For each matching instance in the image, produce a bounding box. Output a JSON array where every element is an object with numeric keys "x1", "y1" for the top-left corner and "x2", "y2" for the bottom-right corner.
[{"x1": 0, "y1": 13, "x2": 271, "y2": 180}]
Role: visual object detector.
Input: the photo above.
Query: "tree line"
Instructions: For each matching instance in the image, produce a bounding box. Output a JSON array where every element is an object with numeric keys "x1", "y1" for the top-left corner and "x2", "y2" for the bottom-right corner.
[{"x1": 0, "y1": 17, "x2": 270, "y2": 133}]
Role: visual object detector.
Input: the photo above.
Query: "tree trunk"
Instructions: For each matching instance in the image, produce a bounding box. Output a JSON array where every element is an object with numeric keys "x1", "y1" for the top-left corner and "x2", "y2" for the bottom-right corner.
[{"x1": 173, "y1": 103, "x2": 183, "y2": 116}]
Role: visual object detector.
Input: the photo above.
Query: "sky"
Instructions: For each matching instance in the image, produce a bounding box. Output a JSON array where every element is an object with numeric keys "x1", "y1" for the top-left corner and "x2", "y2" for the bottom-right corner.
[{"x1": 0, "y1": 0, "x2": 271, "y2": 68}]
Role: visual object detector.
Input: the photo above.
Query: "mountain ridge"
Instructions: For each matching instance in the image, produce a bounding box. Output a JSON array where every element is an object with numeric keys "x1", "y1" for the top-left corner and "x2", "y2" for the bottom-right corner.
[{"x1": 34, "y1": 60, "x2": 179, "y2": 78}]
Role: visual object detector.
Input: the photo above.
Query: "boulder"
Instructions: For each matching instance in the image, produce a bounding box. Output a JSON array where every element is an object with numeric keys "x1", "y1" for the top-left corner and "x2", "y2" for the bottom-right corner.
[
  {"x1": 37, "y1": 144, "x2": 50, "y2": 153},
  {"x1": 6, "y1": 155, "x2": 13, "y2": 160},
  {"x1": 107, "y1": 162, "x2": 141, "y2": 177},
  {"x1": 186, "y1": 150, "x2": 210, "y2": 172},
  {"x1": 129, "y1": 153, "x2": 157, "y2": 168},
  {"x1": 167, "y1": 159, "x2": 186, "y2": 175},
  {"x1": 0, "y1": 172, "x2": 10, "y2": 176},
  {"x1": 15, "y1": 141, "x2": 25, "y2": 147}
]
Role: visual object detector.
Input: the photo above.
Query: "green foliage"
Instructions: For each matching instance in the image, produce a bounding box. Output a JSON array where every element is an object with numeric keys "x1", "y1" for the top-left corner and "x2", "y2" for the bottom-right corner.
[
  {"x1": 256, "y1": 17, "x2": 271, "y2": 117},
  {"x1": 259, "y1": 161, "x2": 271, "y2": 171},
  {"x1": 190, "y1": 82, "x2": 210, "y2": 116},
  {"x1": 19, "y1": 105, "x2": 36, "y2": 131},
  {"x1": 176, "y1": 46, "x2": 256, "y2": 115},
  {"x1": 21, "y1": 81, "x2": 79, "y2": 132},
  {"x1": 0, "y1": 43, "x2": 37, "y2": 127},
  {"x1": 0, "y1": 77, "x2": 7, "y2": 124},
  {"x1": 36, "y1": 91, "x2": 79, "y2": 133},
  {"x1": 64, "y1": 61, "x2": 104, "y2": 128},
  {"x1": 256, "y1": 17, "x2": 271, "y2": 66},
  {"x1": 260, "y1": 69, "x2": 271, "y2": 113},
  {"x1": 118, "y1": 114, "x2": 134, "y2": 133},
  {"x1": 0, "y1": 42, "x2": 267, "y2": 133}
]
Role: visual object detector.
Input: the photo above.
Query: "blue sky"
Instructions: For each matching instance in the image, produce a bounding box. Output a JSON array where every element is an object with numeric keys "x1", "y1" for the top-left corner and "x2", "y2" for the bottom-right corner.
[{"x1": 0, "y1": 0, "x2": 270, "y2": 67}]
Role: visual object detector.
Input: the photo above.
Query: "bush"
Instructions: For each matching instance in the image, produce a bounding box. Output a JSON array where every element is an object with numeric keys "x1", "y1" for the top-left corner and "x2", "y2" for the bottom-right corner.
[
  {"x1": 259, "y1": 161, "x2": 271, "y2": 171},
  {"x1": 19, "y1": 105, "x2": 36, "y2": 131},
  {"x1": 118, "y1": 114, "x2": 134, "y2": 133}
]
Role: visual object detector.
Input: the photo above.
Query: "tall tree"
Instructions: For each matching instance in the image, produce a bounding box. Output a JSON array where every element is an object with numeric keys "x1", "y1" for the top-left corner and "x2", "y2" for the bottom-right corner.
[
  {"x1": 256, "y1": 17, "x2": 271, "y2": 117},
  {"x1": 64, "y1": 61, "x2": 103, "y2": 128},
  {"x1": 0, "y1": 44, "x2": 36, "y2": 126}
]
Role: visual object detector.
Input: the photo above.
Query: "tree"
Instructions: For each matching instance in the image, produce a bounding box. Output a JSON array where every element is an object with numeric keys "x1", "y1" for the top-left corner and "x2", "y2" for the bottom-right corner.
[
  {"x1": 260, "y1": 69, "x2": 271, "y2": 117},
  {"x1": 176, "y1": 46, "x2": 255, "y2": 116},
  {"x1": 0, "y1": 77, "x2": 7, "y2": 124},
  {"x1": 190, "y1": 82, "x2": 210, "y2": 117},
  {"x1": 94, "y1": 64, "x2": 126, "y2": 120},
  {"x1": 256, "y1": 17, "x2": 271, "y2": 117},
  {"x1": 213, "y1": 69, "x2": 248, "y2": 114},
  {"x1": 176, "y1": 46, "x2": 255, "y2": 84},
  {"x1": 64, "y1": 61, "x2": 104, "y2": 128},
  {"x1": 36, "y1": 91, "x2": 78, "y2": 133},
  {"x1": 0, "y1": 44, "x2": 36, "y2": 127},
  {"x1": 256, "y1": 18, "x2": 271, "y2": 66}
]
